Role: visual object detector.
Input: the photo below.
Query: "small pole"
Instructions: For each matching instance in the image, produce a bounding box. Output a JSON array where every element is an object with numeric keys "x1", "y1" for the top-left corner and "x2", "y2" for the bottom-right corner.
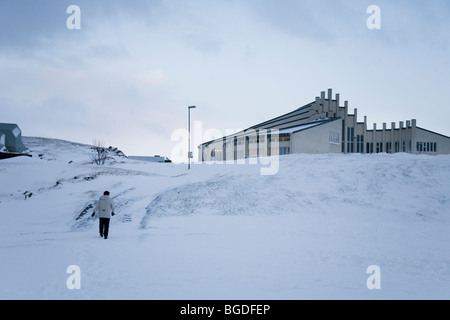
[{"x1": 188, "y1": 106, "x2": 196, "y2": 170}]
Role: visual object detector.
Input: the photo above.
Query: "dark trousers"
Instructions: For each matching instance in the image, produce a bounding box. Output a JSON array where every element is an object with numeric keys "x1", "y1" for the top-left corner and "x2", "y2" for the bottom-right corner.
[{"x1": 99, "y1": 218, "x2": 110, "y2": 238}]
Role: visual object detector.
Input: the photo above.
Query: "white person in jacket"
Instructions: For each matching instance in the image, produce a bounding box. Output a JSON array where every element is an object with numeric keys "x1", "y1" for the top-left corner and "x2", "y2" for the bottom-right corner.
[{"x1": 91, "y1": 191, "x2": 116, "y2": 239}]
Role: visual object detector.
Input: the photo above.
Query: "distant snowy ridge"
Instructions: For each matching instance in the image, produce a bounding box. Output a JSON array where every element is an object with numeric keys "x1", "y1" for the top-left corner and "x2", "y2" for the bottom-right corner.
[{"x1": 23, "y1": 136, "x2": 126, "y2": 163}]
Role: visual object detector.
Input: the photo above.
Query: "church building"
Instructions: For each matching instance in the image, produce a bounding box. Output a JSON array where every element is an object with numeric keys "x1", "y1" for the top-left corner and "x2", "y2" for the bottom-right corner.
[{"x1": 199, "y1": 89, "x2": 450, "y2": 162}]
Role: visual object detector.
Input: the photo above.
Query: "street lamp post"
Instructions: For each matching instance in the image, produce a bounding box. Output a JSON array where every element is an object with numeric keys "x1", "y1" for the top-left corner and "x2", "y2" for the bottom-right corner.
[{"x1": 188, "y1": 106, "x2": 196, "y2": 170}]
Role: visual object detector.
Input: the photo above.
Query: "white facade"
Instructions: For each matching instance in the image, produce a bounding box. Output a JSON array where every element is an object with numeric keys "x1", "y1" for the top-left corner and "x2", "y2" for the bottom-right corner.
[
  {"x1": 291, "y1": 119, "x2": 342, "y2": 154},
  {"x1": 199, "y1": 89, "x2": 450, "y2": 161}
]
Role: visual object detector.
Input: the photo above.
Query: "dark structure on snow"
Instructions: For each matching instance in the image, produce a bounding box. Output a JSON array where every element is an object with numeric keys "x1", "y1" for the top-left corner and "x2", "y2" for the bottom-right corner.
[{"x1": 0, "y1": 123, "x2": 29, "y2": 159}]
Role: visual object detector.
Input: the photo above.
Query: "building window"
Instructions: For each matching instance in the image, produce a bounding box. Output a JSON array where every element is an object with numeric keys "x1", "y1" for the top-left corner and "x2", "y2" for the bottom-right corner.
[
  {"x1": 366, "y1": 142, "x2": 373, "y2": 154},
  {"x1": 329, "y1": 131, "x2": 340, "y2": 145},
  {"x1": 360, "y1": 135, "x2": 364, "y2": 153},
  {"x1": 347, "y1": 127, "x2": 354, "y2": 153},
  {"x1": 386, "y1": 142, "x2": 392, "y2": 154},
  {"x1": 376, "y1": 142, "x2": 383, "y2": 153},
  {"x1": 356, "y1": 135, "x2": 359, "y2": 153},
  {"x1": 356, "y1": 135, "x2": 364, "y2": 153}
]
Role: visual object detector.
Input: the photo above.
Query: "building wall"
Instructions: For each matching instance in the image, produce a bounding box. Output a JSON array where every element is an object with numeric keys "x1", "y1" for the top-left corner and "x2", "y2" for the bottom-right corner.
[
  {"x1": 348, "y1": 120, "x2": 415, "y2": 154},
  {"x1": 412, "y1": 128, "x2": 450, "y2": 155},
  {"x1": 200, "y1": 129, "x2": 280, "y2": 162},
  {"x1": 341, "y1": 118, "x2": 450, "y2": 155},
  {"x1": 291, "y1": 119, "x2": 342, "y2": 154},
  {"x1": 200, "y1": 139, "x2": 224, "y2": 162}
]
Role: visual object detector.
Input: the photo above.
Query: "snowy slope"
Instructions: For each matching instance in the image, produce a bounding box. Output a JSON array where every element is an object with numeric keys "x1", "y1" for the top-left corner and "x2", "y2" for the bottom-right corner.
[{"x1": 0, "y1": 137, "x2": 449, "y2": 300}]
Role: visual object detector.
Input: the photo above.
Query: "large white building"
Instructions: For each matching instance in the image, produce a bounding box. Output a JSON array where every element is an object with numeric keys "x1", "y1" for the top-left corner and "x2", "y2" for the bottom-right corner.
[{"x1": 199, "y1": 89, "x2": 450, "y2": 162}]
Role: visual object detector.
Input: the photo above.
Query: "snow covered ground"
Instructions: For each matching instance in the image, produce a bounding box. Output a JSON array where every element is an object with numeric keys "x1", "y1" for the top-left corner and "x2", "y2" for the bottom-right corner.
[{"x1": 0, "y1": 137, "x2": 449, "y2": 300}]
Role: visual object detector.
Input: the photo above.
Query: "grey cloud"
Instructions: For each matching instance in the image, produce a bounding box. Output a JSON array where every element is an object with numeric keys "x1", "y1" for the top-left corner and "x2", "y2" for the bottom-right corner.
[
  {"x1": 0, "y1": 0, "x2": 169, "y2": 56},
  {"x1": 0, "y1": 1, "x2": 69, "y2": 51},
  {"x1": 181, "y1": 33, "x2": 223, "y2": 55},
  {"x1": 244, "y1": 0, "x2": 346, "y2": 42}
]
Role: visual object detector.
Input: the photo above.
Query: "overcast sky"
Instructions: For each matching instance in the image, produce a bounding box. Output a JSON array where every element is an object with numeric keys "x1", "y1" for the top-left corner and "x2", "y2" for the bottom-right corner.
[{"x1": 0, "y1": 0, "x2": 449, "y2": 160}]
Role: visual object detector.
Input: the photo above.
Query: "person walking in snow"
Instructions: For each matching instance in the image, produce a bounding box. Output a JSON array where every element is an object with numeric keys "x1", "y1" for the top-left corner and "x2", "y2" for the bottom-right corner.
[{"x1": 91, "y1": 191, "x2": 115, "y2": 239}]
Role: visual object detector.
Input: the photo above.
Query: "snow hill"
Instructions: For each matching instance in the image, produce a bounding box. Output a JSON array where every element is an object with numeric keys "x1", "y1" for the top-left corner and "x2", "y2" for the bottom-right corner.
[{"x1": 0, "y1": 137, "x2": 449, "y2": 300}]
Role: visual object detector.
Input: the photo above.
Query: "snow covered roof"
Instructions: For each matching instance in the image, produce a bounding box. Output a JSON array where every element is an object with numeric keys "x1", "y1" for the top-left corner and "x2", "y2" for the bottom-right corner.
[{"x1": 277, "y1": 119, "x2": 336, "y2": 134}]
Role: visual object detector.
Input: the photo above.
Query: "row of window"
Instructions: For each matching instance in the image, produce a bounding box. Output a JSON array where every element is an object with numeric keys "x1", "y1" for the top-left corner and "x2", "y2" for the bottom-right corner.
[
  {"x1": 210, "y1": 147, "x2": 291, "y2": 159},
  {"x1": 248, "y1": 147, "x2": 292, "y2": 156},
  {"x1": 230, "y1": 136, "x2": 291, "y2": 146},
  {"x1": 365, "y1": 142, "x2": 410, "y2": 154},
  {"x1": 417, "y1": 142, "x2": 437, "y2": 153},
  {"x1": 347, "y1": 140, "x2": 438, "y2": 153},
  {"x1": 344, "y1": 128, "x2": 439, "y2": 153}
]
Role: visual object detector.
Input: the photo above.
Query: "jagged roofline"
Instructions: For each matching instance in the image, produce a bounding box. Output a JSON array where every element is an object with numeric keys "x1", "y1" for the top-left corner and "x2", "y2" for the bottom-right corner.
[{"x1": 200, "y1": 89, "x2": 347, "y2": 147}]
